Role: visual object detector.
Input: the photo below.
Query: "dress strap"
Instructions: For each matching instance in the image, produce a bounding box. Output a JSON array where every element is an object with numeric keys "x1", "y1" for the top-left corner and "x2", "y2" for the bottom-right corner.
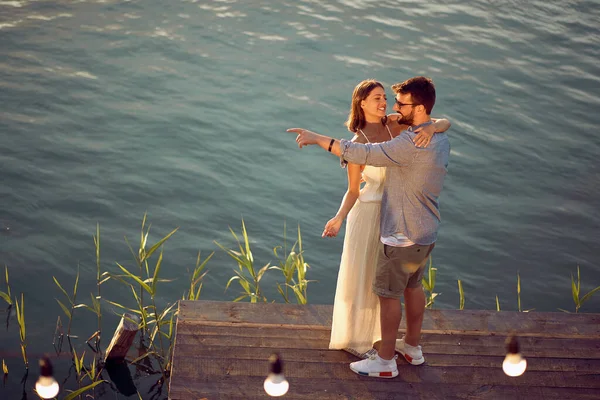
[
  {"x1": 358, "y1": 129, "x2": 371, "y2": 143},
  {"x1": 385, "y1": 124, "x2": 393, "y2": 140}
]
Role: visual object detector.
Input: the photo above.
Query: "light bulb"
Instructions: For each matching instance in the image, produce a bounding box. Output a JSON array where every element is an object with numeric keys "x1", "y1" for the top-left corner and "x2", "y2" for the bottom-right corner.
[
  {"x1": 503, "y1": 336, "x2": 527, "y2": 377},
  {"x1": 264, "y1": 353, "x2": 289, "y2": 397},
  {"x1": 264, "y1": 373, "x2": 289, "y2": 397},
  {"x1": 36, "y1": 376, "x2": 60, "y2": 399},
  {"x1": 502, "y1": 353, "x2": 527, "y2": 377},
  {"x1": 36, "y1": 356, "x2": 59, "y2": 399}
]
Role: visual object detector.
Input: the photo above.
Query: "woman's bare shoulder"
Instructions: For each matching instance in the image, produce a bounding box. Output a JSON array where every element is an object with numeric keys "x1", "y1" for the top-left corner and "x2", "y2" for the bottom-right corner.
[
  {"x1": 351, "y1": 132, "x2": 368, "y2": 144},
  {"x1": 385, "y1": 119, "x2": 409, "y2": 137}
]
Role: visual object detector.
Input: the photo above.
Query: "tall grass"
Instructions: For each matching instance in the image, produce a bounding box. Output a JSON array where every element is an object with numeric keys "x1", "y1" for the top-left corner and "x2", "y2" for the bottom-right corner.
[
  {"x1": 216, "y1": 220, "x2": 314, "y2": 304},
  {"x1": 1, "y1": 266, "x2": 13, "y2": 330},
  {"x1": 183, "y1": 251, "x2": 213, "y2": 301},
  {"x1": 215, "y1": 219, "x2": 270, "y2": 303},
  {"x1": 457, "y1": 280, "x2": 465, "y2": 310},
  {"x1": 54, "y1": 267, "x2": 86, "y2": 353},
  {"x1": 271, "y1": 224, "x2": 313, "y2": 304},
  {"x1": 560, "y1": 265, "x2": 600, "y2": 313},
  {"x1": 421, "y1": 257, "x2": 439, "y2": 309},
  {"x1": 14, "y1": 293, "x2": 27, "y2": 369},
  {"x1": 105, "y1": 213, "x2": 180, "y2": 384}
]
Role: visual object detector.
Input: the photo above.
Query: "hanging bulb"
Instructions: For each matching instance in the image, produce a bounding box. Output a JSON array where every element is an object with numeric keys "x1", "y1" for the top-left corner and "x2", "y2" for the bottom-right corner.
[
  {"x1": 502, "y1": 336, "x2": 527, "y2": 377},
  {"x1": 264, "y1": 353, "x2": 289, "y2": 397},
  {"x1": 36, "y1": 357, "x2": 60, "y2": 399}
]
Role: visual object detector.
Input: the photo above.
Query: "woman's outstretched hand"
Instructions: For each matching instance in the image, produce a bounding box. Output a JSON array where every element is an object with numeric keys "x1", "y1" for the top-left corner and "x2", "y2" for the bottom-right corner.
[{"x1": 322, "y1": 216, "x2": 343, "y2": 238}]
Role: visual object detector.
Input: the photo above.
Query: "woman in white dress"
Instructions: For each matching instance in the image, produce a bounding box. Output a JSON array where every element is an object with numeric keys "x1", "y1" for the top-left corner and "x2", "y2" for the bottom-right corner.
[{"x1": 324, "y1": 79, "x2": 450, "y2": 358}]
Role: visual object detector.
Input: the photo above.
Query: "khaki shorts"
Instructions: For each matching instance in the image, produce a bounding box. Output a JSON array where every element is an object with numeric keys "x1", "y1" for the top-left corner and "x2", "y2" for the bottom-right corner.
[{"x1": 372, "y1": 243, "x2": 435, "y2": 299}]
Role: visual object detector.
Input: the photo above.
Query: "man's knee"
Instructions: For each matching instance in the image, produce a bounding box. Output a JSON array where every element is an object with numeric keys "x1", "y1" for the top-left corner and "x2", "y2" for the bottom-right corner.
[{"x1": 404, "y1": 285, "x2": 425, "y2": 298}]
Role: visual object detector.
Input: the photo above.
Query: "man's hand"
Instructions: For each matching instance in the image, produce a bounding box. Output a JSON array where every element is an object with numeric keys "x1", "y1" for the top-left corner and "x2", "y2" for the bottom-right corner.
[{"x1": 287, "y1": 128, "x2": 322, "y2": 148}]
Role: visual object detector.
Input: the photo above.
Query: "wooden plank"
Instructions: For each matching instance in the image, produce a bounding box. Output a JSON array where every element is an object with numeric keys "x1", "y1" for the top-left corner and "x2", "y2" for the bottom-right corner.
[
  {"x1": 169, "y1": 376, "x2": 600, "y2": 400},
  {"x1": 173, "y1": 331, "x2": 600, "y2": 359},
  {"x1": 170, "y1": 356, "x2": 600, "y2": 389},
  {"x1": 175, "y1": 324, "x2": 600, "y2": 357},
  {"x1": 177, "y1": 301, "x2": 332, "y2": 327},
  {"x1": 178, "y1": 301, "x2": 600, "y2": 338},
  {"x1": 167, "y1": 344, "x2": 600, "y2": 372}
]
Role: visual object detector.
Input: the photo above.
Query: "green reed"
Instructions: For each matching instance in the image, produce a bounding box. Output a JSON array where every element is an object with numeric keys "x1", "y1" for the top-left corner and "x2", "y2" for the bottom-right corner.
[
  {"x1": 91, "y1": 223, "x2": 104, "y2": 353},
  {"x1": 0, "y1": 266, "x2": 12, "y2": 306},
  {"x1": 1, "y1": 265, "x2": 13, "y2": 332},
  {"x1": 560, "y1": 265, "x2": 600, "y2": 313},
  {"x1": 215, "y1": 219, "x2": 270, "y2": 303},
  {"x1": 14, "y1": 293, "x2": 27, "y2": 369},
  {"x1": 457, "y1": 280, "x2": 465, "y2": 310},
  {"x1": 54, "y1": 267, "x2": 87, "y2": 353},
  {"x1": 421, "y1": 257, "x2": 439, "y2": 309},
  {"x1": 271, "y1": 224, "x2": 313, "y2": 305},
  {"x1": 105, "y1": 214, "x2": 180, "y2": 383},
  {"x1": 183, "y1": 251, "x2": 213, "y2": 301},
  {"x1": 516, "y1": 272, "x2": 523, "y2": 311},
  {"x1": 216, "y1": 220, "x2": 314, "y2": 304}
]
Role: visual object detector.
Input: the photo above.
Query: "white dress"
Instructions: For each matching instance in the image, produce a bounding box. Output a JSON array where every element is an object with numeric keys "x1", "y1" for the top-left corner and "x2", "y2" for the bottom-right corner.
[{"x1": 329, "y1": 128, "x2": 391, "y2": 357}]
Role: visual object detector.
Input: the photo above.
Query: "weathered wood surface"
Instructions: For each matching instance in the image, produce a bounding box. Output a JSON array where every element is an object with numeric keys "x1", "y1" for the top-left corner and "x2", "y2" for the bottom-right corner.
[
  {"x1": 169, "y1": 301, "x2": 600, "y2": 400},
  {"x1": 104, "y1": 313, "x2": 139, "y2": 362}
]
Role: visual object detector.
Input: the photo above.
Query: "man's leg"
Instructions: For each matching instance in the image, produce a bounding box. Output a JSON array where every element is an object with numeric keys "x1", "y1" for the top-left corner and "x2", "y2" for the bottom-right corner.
[
  {"x1": 377, "y1": 295, "x2": 402, "y2": 360},
  {"x1": 348, "y1": 245, "x2": 401, "y2": 378},
  {"x1": 403, "y1": 285, "x2": 426, "y2": 347},
  {"x1": 403, "y1": 244, "x2": 434, "y2": 346}
]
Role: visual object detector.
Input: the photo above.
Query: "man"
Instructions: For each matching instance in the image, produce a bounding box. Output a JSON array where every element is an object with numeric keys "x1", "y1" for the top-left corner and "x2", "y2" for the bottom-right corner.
[{"x1": 287, "y1": 76, "x2": 450, "y2": 378}]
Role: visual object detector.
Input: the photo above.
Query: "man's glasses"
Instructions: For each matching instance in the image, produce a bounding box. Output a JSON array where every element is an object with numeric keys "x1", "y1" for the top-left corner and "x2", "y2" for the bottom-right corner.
[{"x1": 395, "y1": 99, "x2": 418, "y2": 108}]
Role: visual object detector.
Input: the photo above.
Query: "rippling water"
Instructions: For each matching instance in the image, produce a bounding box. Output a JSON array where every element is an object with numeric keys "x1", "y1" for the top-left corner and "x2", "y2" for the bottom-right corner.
[{"x1": 1, "y1": 0, "x2": 599, "y2": 397}]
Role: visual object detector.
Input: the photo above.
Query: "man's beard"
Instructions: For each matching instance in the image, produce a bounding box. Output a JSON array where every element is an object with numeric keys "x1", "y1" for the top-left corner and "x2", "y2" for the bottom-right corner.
[{"x1": 397, "y1": 110, "x2": 415, "y2": 126}]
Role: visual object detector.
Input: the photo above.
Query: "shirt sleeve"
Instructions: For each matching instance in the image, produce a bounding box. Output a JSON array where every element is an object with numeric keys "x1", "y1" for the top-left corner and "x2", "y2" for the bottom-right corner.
[{"x1": 340, "y1": 134, "x2": 413, "y2": 167}]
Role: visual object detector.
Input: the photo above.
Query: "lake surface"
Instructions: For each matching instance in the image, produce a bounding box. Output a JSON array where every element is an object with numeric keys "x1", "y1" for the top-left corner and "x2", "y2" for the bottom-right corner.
[{"x1": 1, "y1": 0, "x2": 599, "y2": 398}]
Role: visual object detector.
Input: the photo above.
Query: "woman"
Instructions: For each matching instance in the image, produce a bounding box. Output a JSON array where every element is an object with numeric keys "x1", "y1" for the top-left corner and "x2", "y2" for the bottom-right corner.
[{"x1": 325, "y1": 79, "x2": 450, "y2": 358}]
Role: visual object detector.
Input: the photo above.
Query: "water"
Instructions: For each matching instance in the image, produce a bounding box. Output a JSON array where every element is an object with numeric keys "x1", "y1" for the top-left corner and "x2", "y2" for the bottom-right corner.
[{"x1": 1, "y1": 0, "x2": 599, "y2": 397}]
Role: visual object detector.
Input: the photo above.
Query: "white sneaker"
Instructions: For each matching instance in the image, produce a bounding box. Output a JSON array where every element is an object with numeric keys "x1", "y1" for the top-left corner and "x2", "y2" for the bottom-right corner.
[
  {"x1": 349, "y1": 352, "x2": 398, "y2": 378},
  {"x1": 396, "y1": 338, "x2": 425, "y2": 365}
]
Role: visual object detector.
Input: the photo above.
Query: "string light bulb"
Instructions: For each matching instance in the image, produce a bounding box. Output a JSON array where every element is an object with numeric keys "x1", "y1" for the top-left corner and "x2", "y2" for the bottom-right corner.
[
  {"x1": 36, "y1": 356, "x2": 60, "y2": 399},
  {"x1": 502, "y1": 336, "x2": 527, "y2": 377},
  {"x1": 264, "y1": 353, "x2": 289, "y2": 397}
]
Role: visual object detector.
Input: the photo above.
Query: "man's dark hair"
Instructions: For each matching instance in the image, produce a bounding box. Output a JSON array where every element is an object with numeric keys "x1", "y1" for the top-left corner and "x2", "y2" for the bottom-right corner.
[{"x1": 391, "y1": 76, "x2": 436, "y2": 115}]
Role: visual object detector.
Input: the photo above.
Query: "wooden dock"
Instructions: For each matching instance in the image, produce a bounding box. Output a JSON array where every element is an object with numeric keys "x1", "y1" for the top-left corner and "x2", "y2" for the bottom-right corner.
[{"x1": 168, "y1": 301, "x2": 600, "y2": 399}]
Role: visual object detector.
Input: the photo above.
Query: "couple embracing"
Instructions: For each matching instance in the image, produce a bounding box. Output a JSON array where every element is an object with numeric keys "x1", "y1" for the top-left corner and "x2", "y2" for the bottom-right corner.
[{"x1": 288, "y1": 76, "x2": 451, "y2": 378}]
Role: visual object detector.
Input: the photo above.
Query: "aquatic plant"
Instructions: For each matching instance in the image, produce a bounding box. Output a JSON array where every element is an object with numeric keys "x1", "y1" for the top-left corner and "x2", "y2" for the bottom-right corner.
[
  {"x1": 421, "y1": 257, "x2": 439, "y2": 309},
  {"x1": 14, "y1": 293, "x2": 27, "y2": 369},
  {"x1": 560, "y1": 265, "x2": 600, "y2": 313},
  {"x1": 215, "y1": 219, "x2": 271, "y2": 303},
  {"x1": 183, "y1": 251, "x2": 213, "y2": 301},
  {"x1": 271, "y1": 223, "x2": 313, "y2": 305},
  {"x1": 457, "y1": 280, "x2": 465, "y2": 310}
]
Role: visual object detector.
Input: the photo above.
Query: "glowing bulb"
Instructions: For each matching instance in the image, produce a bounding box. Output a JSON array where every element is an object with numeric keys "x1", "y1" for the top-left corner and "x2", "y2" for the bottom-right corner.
[
  {"x1": 503, "y1": 336, "x2": 527, "y2": 377},
  {"x1": 502, "y1": 353, "x2": 527, "y2": 377},
  {"x1": 264, "y1": 353, "x2": 289, "y2": 397},
  {"x1": 264, "y1": 373, "x2": 289, "y2": 397},
  {"x1": 36, "y1": 376, "x2": 60, "y2": 399},
  {"x1": 36, "y1": 356, "x2": 59, "y2": 399}
]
